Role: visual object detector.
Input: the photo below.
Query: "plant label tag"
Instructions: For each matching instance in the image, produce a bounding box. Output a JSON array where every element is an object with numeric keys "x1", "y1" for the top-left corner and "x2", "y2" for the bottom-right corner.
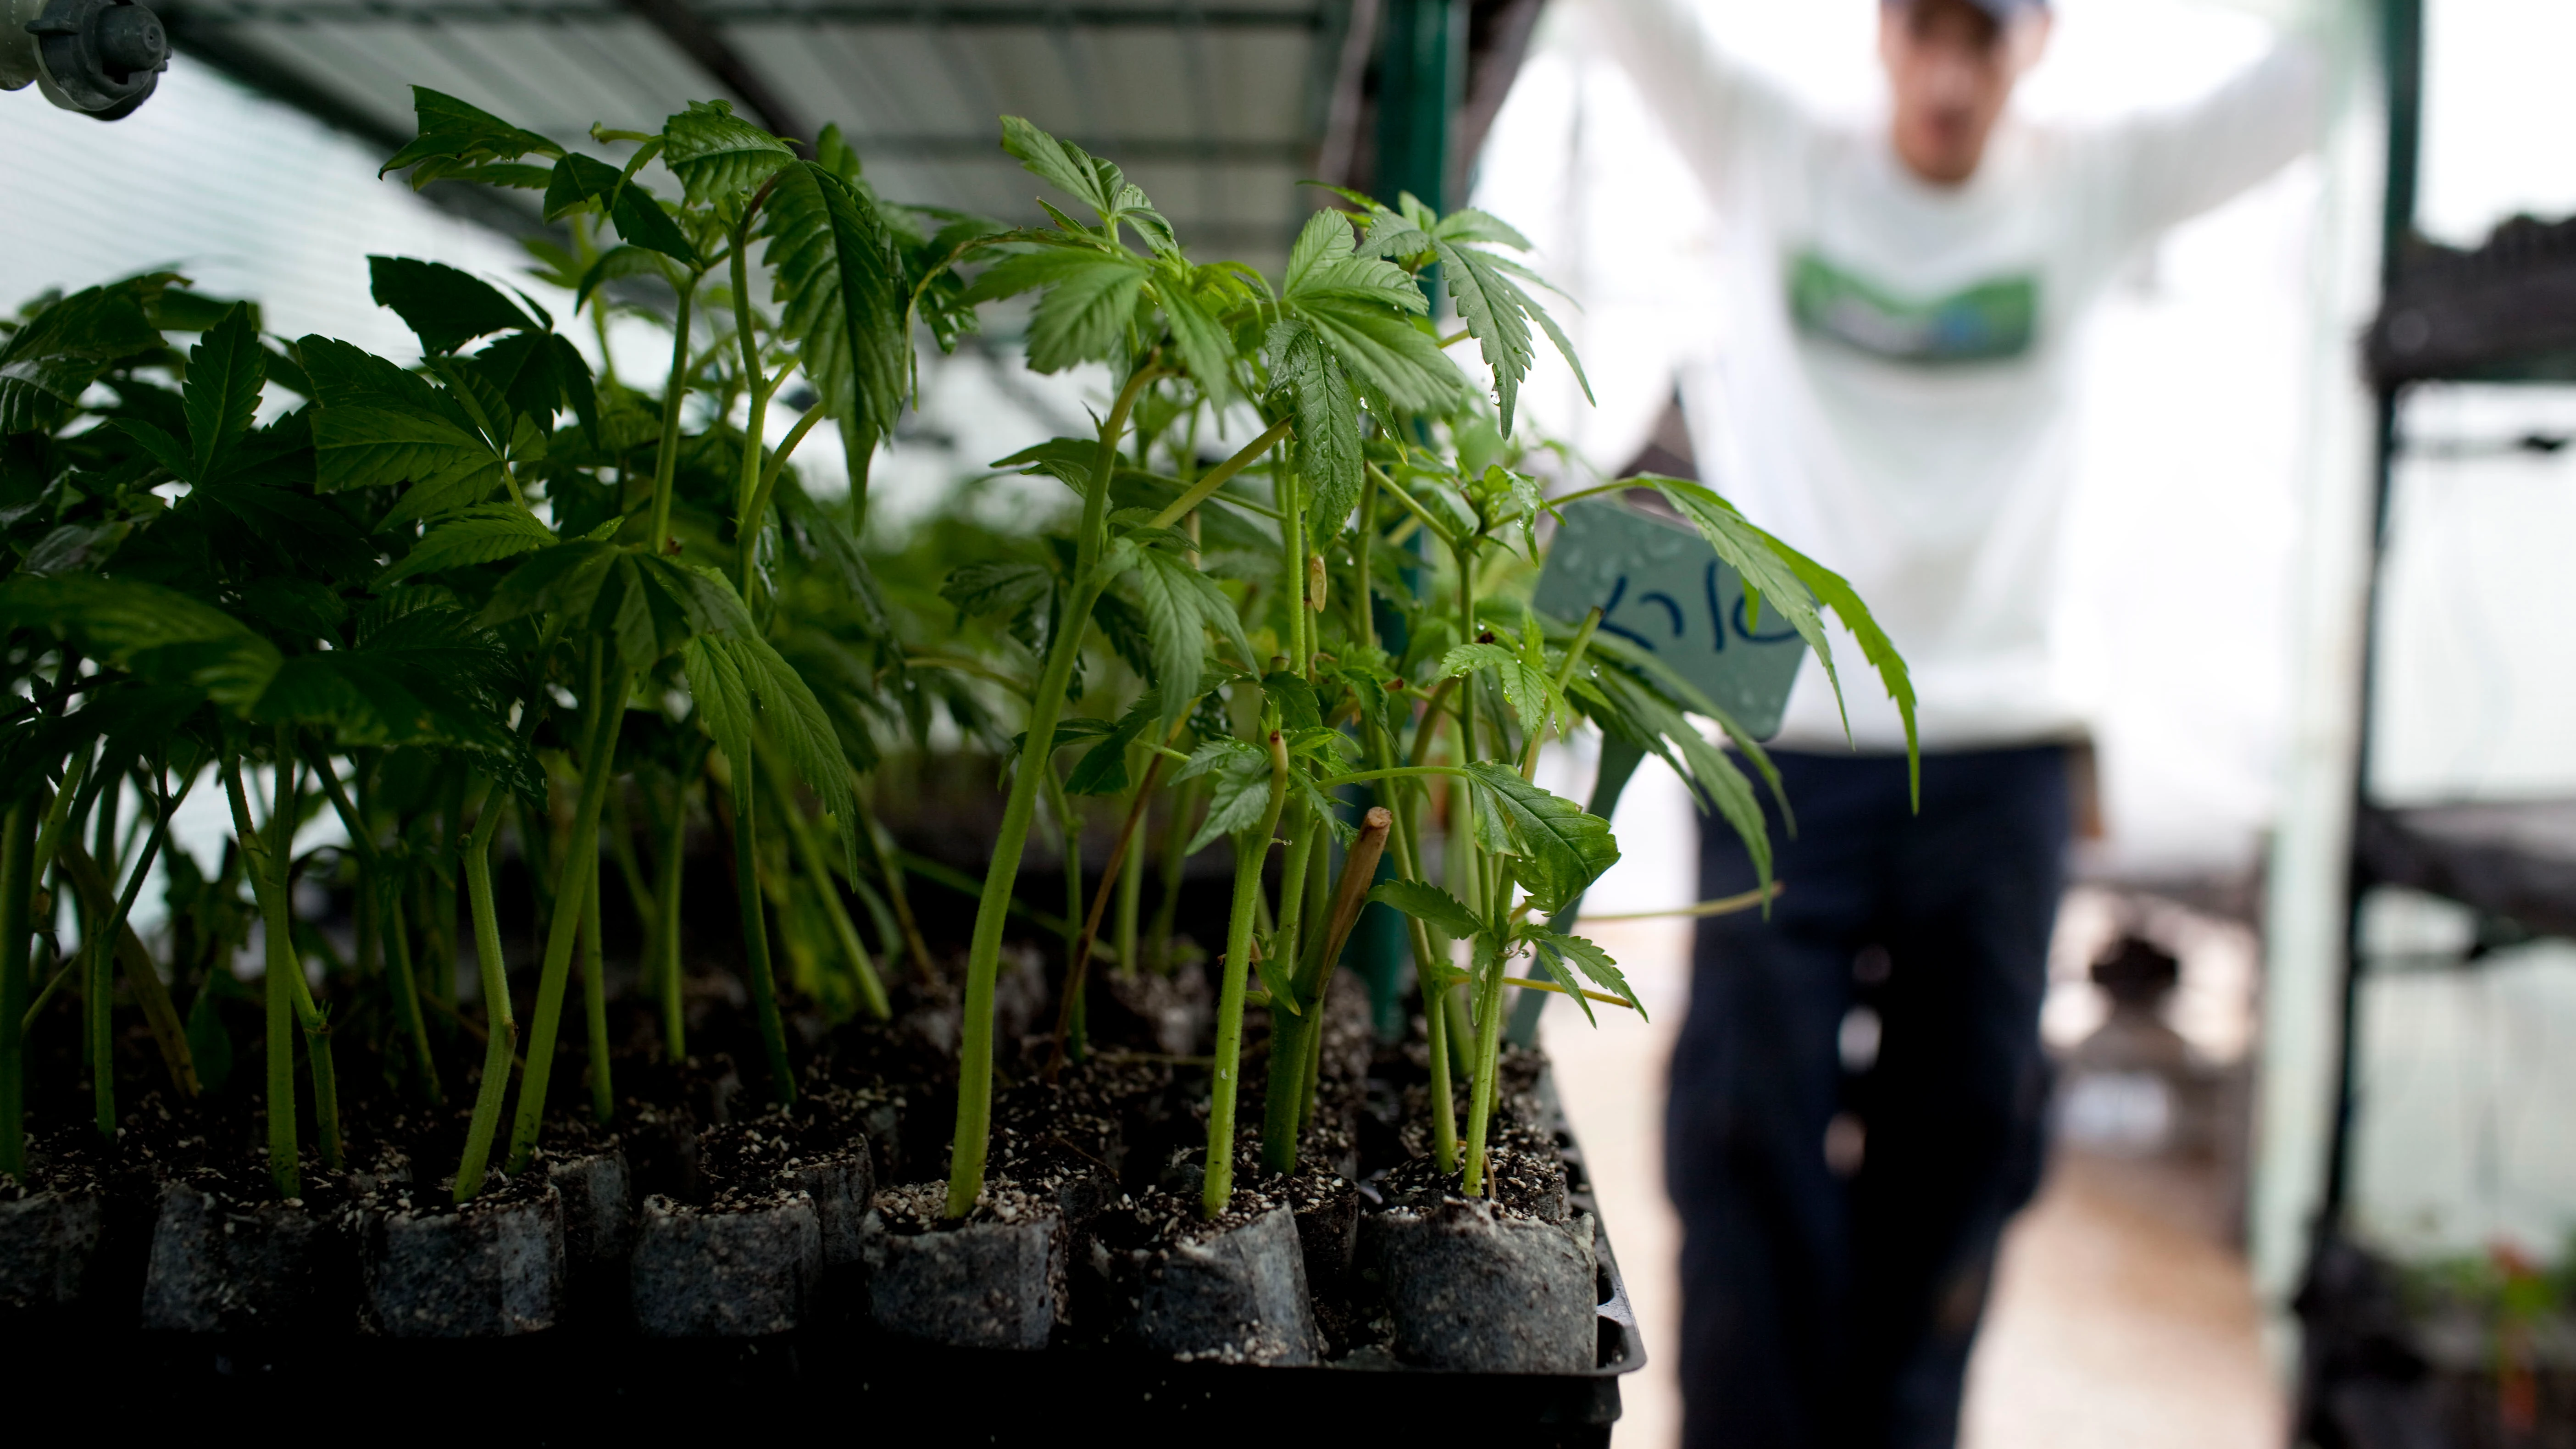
[{"x1": 1533, "y1": 499, "x2": 1808, "y2": 739}]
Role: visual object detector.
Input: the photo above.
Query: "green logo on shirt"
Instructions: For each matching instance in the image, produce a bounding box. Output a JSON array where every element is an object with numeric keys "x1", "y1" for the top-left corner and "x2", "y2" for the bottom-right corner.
[{"x1": 1788, "y1": 251, "x2": 2038, "y2": 364}]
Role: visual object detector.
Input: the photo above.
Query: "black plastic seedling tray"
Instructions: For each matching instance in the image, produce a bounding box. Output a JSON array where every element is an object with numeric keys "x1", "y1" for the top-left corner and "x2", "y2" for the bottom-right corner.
[{"x1": 0, "y1": 1094, "x2": 1644, "y2": 1445}]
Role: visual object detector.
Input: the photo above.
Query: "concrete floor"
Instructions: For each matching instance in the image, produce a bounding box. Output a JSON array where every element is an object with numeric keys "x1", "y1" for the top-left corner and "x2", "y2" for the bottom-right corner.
[{"x1": 1542, "y1": 915, "x2": 2286, "y2": 1449}]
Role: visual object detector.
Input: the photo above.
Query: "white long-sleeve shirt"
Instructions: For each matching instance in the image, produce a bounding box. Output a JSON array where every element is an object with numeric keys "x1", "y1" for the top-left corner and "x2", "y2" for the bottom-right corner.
[{"x1": 1593, "y1": 0, "x2": 2326, "y2": 752}]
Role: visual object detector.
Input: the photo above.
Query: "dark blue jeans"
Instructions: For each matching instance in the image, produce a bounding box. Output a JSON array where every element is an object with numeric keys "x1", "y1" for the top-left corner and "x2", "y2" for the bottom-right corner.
[{"x1": 1668, "y1": 747, "x2": 2065, "y2": 1449}]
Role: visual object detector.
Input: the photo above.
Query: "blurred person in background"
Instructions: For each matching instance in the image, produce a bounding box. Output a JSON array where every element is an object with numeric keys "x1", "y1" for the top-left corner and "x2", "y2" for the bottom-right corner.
[{"x1": 1585, "y1": 0, "x2": 2327, "y2": 1443}]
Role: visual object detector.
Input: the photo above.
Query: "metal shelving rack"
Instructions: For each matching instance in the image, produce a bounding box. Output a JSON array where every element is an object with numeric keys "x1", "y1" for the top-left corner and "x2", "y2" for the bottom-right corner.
[{"x1": 2296, "y1": 1, "x2": 2576, "y2": 1442}]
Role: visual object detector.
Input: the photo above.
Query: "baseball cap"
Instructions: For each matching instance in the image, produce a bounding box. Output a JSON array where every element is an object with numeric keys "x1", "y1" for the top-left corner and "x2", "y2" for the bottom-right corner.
[{"x1": 1888, "y1": 0, "x2": 2049, "y2": 17}]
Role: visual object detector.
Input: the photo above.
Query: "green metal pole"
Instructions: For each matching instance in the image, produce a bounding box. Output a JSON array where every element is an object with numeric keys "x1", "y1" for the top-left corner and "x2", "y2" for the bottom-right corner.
[{"x1": 1343, "y1": 0, "x2": 1465, "y2": 1037}]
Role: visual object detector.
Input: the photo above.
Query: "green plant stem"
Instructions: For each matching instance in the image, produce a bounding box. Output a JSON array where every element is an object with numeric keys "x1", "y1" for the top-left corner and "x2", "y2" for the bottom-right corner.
[
  {"x1": 1461, "y1": 934, "x2": 1509, "y2": 1197},
  {"x1": 731, "y1": 222, "x2": 777, "y2": 600},
  {"x1": 1047, "y1": 750, "x2": 1173, "y2": 1071},
  {"x1": 1370, "y1": 464, "x2": 1461, "y2": 553},
  {"x1": 1144, "y1": 416, "x2": 1295, "y2": 531},
  {"x1": 505, "y1": 654, "x2": 633, "y2": 1170},
  {"x1": 1521, "y1": 607, "x2": 1604, "y2": 780},
  {"x1": 1146, "y1": 775, "x2": 1201, "y2": 972},
  {"x1": 0, "y1": 798, "x2": 30, "y2": 1182},
  {"x1": 1037, "y1": 765, "x2": 1085, "y2": 1057},
  {"x1": 83, "y1": 772, "x2": 184, "y2": 1140},
  {"x1": 28, "y1": 750, "x2": 88, "y2": 887},
  {"x1": 656, "y1": 778, "x2": 688, "y2": 1058},
  {"x1": 580, "y1": 869, "x2": 613, "y2": 1124},
  {"x1": 647, "y1": 274, "x2": 698, "y2": 556},
  {"x1": 1204, "y1": 731, "x2": 1290, "y2": 1218},
  {"x1": 606, "y1": 788, "x2": 657, "y2": 955},
  {"x1": 1271, "y1": 805, "x2": 1321, "y2": 989},
  {"x1": 1280, "y1": 461, "x2": 1310, "y2": 674},
  {"x1": 857, "y1": 797, "x2": 936, "y2": 984},
  {"x1": 1114, "y1": 814, "x2": 1144, "y2": 982},
  {"x1": 943, "y1": 361, "x2": 1160, "y2": 1221},
  {"x1": 87, "y1": 890, "x2": 112, "y2": 1138},
  {"x1": 754, "y1": 405, "x2": 825, "y2": 512},
  {"x1": 267, "y1": 747, "x2": 343, "y2": 1172},
  {"x1": 897, "y1": 851, "x2": 1118, "y2": 956},
  {"x1": 222, "y1": 751, "x2": 300, "y2": 1199},
  {"x1": 1261, "y1": 805, "x2": 1392, "y2": 1175},
  {"x1": 453, "y1": 788, "x2": 516, "y2": 1203},
  {"x1": 762, "y1": 743, "x2": 889, "y2": 1020},
  {"x1": 1366, "y1": 688, "x2": 1458, "y2": 1171},
  {"x1": 383, "y1": 888, "x2": 440, "y2": 1103},
  {"x1": 310, "y1": 755, "x2": 439, "y2": 1103},
  {"x1": 725, "y1": 753, "x2": 797, "y2": 1105}
]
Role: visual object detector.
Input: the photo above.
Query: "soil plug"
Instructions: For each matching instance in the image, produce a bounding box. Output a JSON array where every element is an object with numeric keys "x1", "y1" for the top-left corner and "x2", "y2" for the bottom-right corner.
[
  {"x1": 1365, "y1": 1197, "x2": 1599, "y2": 1374},
  {"x1": 360, "y1": 1172, "x2": 565, "y2": 1337},
  {"x1": 864, "y1": 1181, "x2": 1066, "y2": 1349}
]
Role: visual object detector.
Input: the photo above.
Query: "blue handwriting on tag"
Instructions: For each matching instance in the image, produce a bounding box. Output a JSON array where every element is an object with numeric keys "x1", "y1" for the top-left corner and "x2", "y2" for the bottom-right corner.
[{"x1": 1531, "y1": 499, "x2": 1807, "y2": 739}]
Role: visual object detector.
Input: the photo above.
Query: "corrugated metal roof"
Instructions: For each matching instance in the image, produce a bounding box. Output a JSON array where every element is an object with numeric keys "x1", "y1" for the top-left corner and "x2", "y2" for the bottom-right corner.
[{"x1": 156, "y1": 0, "x2": 1367, "y2": 266}]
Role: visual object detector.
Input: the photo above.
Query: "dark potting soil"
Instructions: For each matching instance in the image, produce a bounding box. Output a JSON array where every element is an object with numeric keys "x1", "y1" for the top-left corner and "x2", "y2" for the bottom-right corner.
[
  {"x1": 1099, "y1": 960, "x2": 1213, "y2": 1058},
  {"x1": 1380, "y1": 1141, "x2": 1571, "y2": 1227}
]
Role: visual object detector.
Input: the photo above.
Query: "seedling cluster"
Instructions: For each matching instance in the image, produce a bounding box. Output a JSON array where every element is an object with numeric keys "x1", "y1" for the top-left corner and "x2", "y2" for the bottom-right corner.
[{"x1": 0, "y1": 89, "x2": 1909, "y2": 1349}]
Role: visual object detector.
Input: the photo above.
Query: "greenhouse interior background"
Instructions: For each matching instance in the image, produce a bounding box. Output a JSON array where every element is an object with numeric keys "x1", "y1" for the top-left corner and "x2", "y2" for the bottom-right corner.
[{"x1": 5, "y1": 0, "x2": 2575, "y2": 1443}]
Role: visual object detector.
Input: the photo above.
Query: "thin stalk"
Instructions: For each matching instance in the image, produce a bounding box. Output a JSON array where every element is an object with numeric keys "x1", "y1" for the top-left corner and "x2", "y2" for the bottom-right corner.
[
  {"x1": 1204, "y1": 732, "x2": 1290, "y2": 1218},
  {"x1": 580, "y1": 870, "x2": 613, "y2": 1124},
  {"x1": 1521, "y1": 607, "x2": 1604, "y2": 781},
  {"x1": 656, "y1": 777, "x2": 688, "y2": 1058},
  {"x1": 383, "y1": 887, "x2": 440, "y2": 1103},
  {"x1": 1114, "y1": 819, "x2": 1143, "y2": 983},
  {"x1": 1582, "y1": 887, "x2": 1781, "y2": 922},
  {"x1": 1146, "y1": 774, "x2": 1202, "y2": 972},
  {"x1": 1261, "y1": 806, "x2": 1392, "y2": 1175},
  {"x1": 266, "y1": 744, "x2": 342, "y2": 1172},
  {"x1": 222, "y1": 751, "x2": 300, "y2": 1199},
  {"x1": 857, "y1": 796, "x2": 936, "y2": 984},
  {"x1": 29, "y1": 750, "x2": 89, "y2": 886},
  {"x1": 1461, "y1": 935, "x2": 1509, "y2": 1196},
  {"x1": 0, "y1": 799, "x2": 31, "y2": 1181},
  {"x1": 725, "y1": 752, "x2": 796, "y2": 1105},
  {"x1": 22, "y1": 956, "x2": 75, "y2": 1031},
  {"x1": 899, "y1": 851, "x2": 1117, "y2": 955},
  {"x1": 83, "y1": 769, "x2": 186, "y2": 1139},
  {"x1": 605, "y1": 788, "x2": 658, "y2": 956},
  {"x1": 311, "y1": 755, "x2": 438, "y2": 1103},
  {"x1": 1504, "y1": 976, "x2": 1639, "y2": 1009},
  {"x1": 1352, "y1": 466, "x2": 1380, "y2": 653},
  {"x1": 762, "y1": 744, "x2": 890, "y2": 1021},
  {"x1": 453, "y1": 788, "x2": 516, "y2": 1203},
  {"x1": 944, "y1": 362, "x2": 1161, "y2": 1220},
  {"x1": 647, "y1": 274, "x2": 698, "y2": 556},
  {"x1": 749, "y1": 405, "x2": 826, "y2": 525},
  {"x1": 1038, "y1": 765, "x2": 1084, "y2": 1058},
  {"x1": 505, "y1": 654, "x2": 633, "y2": 1170},
  {"x1": 56, "y1": 830, "x2": 200, "y2": 1088},
  {"x1": 1047, "y1": 749, "x2": 1174, "y2": 1071},
  {"x1": 87, "y1": 889, "x2": 113, "y2": 1137},
  {"x1": 1144, "y1": 416, "x2": 1295, "y2": 532},
  {"x1": 429, "y1": 765, "x2": 465, "y2": 1005},
  {"x1": 731, "y1": 217, "x2": 777, "y2": 601}
]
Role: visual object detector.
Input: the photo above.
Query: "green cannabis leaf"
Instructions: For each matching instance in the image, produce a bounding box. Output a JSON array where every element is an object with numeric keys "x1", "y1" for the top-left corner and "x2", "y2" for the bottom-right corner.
[{"x1": 1367, "y1": 877, "x2": 1483, "y2": 938}]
